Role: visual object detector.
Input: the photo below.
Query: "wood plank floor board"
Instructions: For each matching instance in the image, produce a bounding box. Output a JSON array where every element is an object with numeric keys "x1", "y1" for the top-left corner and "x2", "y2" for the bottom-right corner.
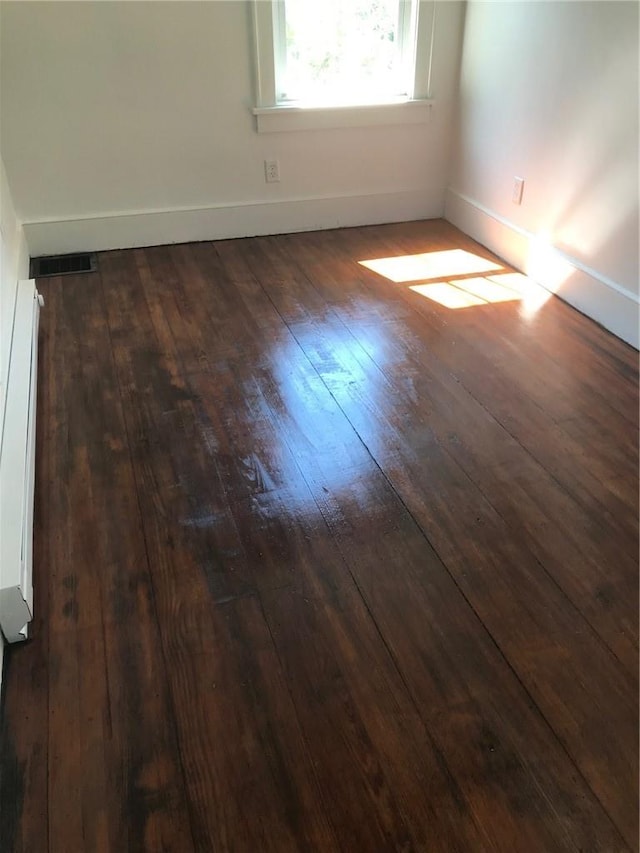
[
  {"x1": 303, "y1": 462, "x2": 630, "y2": 853},
  {"x1": 233, "y1": 228, "x2": 638, "y2": 845},
  {"x1": 1, "y1": 272, "x2": 197, "y2": 852},
  {"x1": 281, "y1": 311, "x2": 638, "y2": 843},
  {"x1": 228, "y1": 486, "x2": 493, "y2": 852},
  {"x1": 354, "y1": 219, "x2": 638, "y2": 410},
  {"x1": 358, "y1": 223, "x2": 638, "y2": 453},
  {"x1": 43, "y1": 275, "x2": 110, "y2": 853},
  {"x1": 99, "y1": 250, "x2": 341, "y2": 851},
  {"x1": 240, "y1": 231, "x2": 638, "y2": 674},
  {"x1": 340, "y1": 316, "x2": 639, "y2": 670},
  {"x1": 363, "y1": 224, "x2": 639, "y2": 451},
  {"x1": 330, "y1": 222, "x2": 639, "y2": 499},
  {"x1": 228, "y1": 471, "x2": 629, "y2": 851},
  {"x1": 179, "y1": 280, "x2": 630, "y2": 849},
  {"x1": 0, "y1": 220, "x2": 637, "y2": 852}
]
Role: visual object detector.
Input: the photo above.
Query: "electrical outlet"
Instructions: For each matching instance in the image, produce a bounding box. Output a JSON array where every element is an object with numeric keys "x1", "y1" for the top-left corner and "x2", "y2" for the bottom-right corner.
[
  {"x1": 265, "y1": 159, "x2": 280, "y2": 183},
  {"x1": 512, "y1": 176, "x2": 524, "y2": 205}
]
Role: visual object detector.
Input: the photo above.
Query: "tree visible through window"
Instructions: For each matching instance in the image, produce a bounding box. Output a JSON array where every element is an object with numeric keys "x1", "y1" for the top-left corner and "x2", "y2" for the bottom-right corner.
[{"x1": 276, "y1": 0, "x2": 418, "y2": 106}]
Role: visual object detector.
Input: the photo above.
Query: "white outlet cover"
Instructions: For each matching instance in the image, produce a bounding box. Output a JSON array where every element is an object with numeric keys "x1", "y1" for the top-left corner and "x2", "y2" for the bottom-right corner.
[
  {"x1": 512, "y1": 177, "x2": 524, "y2": 205},
  {"x1": 265, "y1": 160, "x2": 280, "y2": 182}
]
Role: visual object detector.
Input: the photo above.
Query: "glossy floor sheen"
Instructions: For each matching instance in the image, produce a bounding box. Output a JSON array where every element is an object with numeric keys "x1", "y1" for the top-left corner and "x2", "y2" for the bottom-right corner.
[{"x1": 1, "y1": 220, "x2": 638, "y2": 852}]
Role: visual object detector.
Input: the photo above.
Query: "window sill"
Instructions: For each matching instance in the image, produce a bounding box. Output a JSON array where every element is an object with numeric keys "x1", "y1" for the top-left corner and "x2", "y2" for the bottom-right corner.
[{"x1": 252, "y1": 99, "x2": 434, "y2": 133}]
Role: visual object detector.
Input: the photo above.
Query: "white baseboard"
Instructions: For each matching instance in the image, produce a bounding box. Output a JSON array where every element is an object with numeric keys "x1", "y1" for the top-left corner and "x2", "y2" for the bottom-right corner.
[
  {"x1": 445, "y1": 188, "x2": 639, "y2": 349},
  {"x1": 23, "y1": 188, "x2": 444, "y2": 257}
]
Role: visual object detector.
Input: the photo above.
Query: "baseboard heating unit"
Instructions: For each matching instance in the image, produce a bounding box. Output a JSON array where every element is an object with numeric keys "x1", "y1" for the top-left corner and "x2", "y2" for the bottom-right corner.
[{"x1": 0, "y1": 279, "x2": 43, "y2": 642}]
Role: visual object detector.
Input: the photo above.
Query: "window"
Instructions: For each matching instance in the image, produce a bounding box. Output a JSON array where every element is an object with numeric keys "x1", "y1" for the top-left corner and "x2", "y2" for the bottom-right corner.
[
  {"x1": 274, "y1": 0, "x2": 418, "y2": 106},
  {"x1": 252, "y1": 0, "x2": 436, "y2": 132}
]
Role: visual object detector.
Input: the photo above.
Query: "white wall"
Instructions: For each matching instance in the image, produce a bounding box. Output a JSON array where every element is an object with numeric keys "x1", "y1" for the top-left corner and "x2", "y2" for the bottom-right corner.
[
  {"x1": 0, "y1": 0, "x2": 465, "y2": 255},
  {"x1": 446, "y1": 1, "x2": 639, "y2": 348},
  {"x1": 0, "y1": 155, "x2": 30, "y2": 689}
]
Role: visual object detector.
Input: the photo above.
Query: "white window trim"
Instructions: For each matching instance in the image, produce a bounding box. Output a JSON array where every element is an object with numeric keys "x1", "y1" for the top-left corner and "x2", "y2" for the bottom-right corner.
[{"x1": 250, "y1": 0, "x2": 437, "y2": 133}]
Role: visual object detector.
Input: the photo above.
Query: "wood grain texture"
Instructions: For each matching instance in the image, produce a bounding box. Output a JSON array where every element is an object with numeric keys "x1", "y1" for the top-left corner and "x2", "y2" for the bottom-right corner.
[{"x1": 1, "y1": 220, "x2": 637, "y2": 852}]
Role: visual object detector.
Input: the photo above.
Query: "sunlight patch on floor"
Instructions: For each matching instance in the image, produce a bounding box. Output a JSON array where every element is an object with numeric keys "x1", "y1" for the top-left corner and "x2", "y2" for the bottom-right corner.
[
  {"x1": 358, "y1": 247, "x2": 555, "y2": 315},
  {"x1": 454, "y1": 276, "x2": 522, "y2": 304},
  {"x1": 409, "y1": 282, "x2": 487, "y2": 309},
  {"x1": 409, "y1": 273, "x2": 527, "y2": 309},
  {"x1": 359, "y1": 249, "x2": 504, "y2": 283},
  {"x1": 488, "y1": 272, "x2": 553, "y2": 317}
]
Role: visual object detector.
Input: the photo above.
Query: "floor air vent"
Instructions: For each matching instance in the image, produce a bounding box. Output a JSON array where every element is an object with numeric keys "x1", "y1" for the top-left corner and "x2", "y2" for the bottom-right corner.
[{"x1": 30, "y1": 253, "x2": 97, "y2": 278}]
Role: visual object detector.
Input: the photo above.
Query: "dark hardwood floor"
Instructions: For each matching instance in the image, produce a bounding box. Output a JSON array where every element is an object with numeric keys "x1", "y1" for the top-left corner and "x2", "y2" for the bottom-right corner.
[{"x1": 1, "y1": 219, "x2": 637, "y2": 852}]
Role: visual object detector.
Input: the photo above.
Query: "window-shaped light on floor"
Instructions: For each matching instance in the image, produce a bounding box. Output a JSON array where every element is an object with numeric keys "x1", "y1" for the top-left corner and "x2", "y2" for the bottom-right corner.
[
  {"x1": 409, "y1": 283, "x2": 487, "y2": 309},
  {"x1": 359, "y1": 250, "x2": 504, "y2": 283},
  {"x1": 409, "y1": 277, "x2": 524, "y2": 309},
  {"x1": 453, "y1": 276, "x2": 522, "y2": 304}
]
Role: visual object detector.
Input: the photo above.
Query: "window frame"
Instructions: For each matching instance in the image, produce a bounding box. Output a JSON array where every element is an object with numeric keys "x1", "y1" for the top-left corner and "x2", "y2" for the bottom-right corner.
[{"x1": 250, "y1": 0, "x2": 436, "y2": 133}]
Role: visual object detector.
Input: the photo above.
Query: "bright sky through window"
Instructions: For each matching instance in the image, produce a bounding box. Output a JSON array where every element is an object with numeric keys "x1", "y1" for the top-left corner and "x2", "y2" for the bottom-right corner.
[{"x1": 279, "y1": 0, "x2": 415, "y2": 105}]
